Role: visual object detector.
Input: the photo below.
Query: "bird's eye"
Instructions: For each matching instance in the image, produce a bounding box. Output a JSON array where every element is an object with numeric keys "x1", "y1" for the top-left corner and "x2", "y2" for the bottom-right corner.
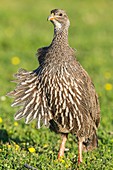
[{"x1": 59, "y1": 13, "x2": 63, "y2": 16}]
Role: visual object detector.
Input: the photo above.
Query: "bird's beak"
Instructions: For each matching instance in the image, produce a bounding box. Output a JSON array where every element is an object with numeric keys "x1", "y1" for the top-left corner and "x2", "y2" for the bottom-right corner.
[{"x1": 47, "y1": 13, "x2": 55, "y2": 21}]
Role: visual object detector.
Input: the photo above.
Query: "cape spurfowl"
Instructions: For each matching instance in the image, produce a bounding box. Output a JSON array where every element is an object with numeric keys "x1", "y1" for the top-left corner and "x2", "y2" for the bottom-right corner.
[{"x1": 8, "y1": 9, "x2": 100, "y2": 163}]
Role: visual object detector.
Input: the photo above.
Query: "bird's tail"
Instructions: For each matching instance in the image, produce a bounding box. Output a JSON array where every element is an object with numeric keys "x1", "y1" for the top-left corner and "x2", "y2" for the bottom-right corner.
[
  {"x1": 7, "y1": 68, "x2": 51, "y2": 128},
  {"x1": 82, "y1": 131, "x2": 98, "y2": 152}
]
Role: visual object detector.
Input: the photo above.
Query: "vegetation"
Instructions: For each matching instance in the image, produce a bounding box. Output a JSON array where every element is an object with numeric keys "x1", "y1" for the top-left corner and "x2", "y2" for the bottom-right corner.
[{"x1": 0, "y1": 0, "x2": 113, "y2": 169}]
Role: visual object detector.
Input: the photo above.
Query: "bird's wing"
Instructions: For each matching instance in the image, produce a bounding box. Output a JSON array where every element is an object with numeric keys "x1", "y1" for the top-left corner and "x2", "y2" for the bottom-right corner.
[
  {"x1": 36, "y1": 46, "x2": 48, "y2": 65},
  {"x1": 88, "y1": 82, "x2": 100, "y2": 128},
  {"x1": 69, "y1": 59, "x2": 100, "y2": 129}
]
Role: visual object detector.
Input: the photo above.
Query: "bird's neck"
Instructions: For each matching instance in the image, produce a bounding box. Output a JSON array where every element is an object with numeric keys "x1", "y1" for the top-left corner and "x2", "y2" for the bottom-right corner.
[{"x1": 51, "y1": 27, "x2": 69, "y2": 47}]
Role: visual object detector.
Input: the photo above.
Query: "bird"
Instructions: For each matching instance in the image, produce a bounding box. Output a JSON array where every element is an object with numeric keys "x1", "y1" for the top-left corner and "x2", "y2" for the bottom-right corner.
[{"x1": 8, "y1": 9, "x2": 100, "y2": 164}]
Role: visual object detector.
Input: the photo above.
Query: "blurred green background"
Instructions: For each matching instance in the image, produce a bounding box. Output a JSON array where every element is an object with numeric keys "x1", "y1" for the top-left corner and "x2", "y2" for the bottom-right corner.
[{"x1": 0, "y1": 0, "x2": 113, "y2": 169}]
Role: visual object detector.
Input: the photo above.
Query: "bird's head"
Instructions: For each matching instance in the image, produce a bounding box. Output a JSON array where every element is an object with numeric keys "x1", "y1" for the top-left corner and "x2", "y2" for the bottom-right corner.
[{"x1": 48, "y1": 9, "x2": 70, "y2": 32}]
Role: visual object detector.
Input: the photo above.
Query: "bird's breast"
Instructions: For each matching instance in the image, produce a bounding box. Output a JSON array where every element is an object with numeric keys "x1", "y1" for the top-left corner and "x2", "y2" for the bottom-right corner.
[{"x1": 39, "y1": 63, "x2": 91, "y2": 136}]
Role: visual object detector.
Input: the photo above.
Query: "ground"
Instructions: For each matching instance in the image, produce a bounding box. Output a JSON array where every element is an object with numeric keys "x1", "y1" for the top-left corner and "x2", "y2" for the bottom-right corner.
[{"x1": 0, "y1": 0, "x2": 113, "y2": 169}]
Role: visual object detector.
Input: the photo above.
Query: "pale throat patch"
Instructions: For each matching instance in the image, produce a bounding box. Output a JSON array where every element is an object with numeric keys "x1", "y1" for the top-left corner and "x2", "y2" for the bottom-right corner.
[{"x1": 54, "y1": 20, "x2": 62, "y2": 30}]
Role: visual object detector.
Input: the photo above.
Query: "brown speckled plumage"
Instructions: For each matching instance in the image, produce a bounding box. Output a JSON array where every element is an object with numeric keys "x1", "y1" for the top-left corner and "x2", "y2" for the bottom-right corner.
[{"x1": 8, "y1": 9, "x2": 100, "y2": 163}]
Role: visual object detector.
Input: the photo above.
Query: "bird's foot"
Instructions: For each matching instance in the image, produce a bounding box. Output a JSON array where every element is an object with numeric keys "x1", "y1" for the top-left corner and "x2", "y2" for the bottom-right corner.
[{"x1": 78, "y1": 157, "x2": 82, "y2": 164}]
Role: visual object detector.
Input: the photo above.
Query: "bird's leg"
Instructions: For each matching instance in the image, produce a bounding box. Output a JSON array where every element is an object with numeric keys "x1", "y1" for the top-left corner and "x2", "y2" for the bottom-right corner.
[
  {"x1": 58, "y1": 134, "x2": 68, "y2": 159},
  {"x1": 78, "y1": 140, "x2": 83, "y2": 164}
]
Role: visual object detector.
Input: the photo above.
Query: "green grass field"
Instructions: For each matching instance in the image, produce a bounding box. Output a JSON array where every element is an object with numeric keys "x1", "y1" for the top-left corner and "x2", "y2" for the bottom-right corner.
[{"x1": 0, "y1": 0, "x2": 113, "y2": 169}]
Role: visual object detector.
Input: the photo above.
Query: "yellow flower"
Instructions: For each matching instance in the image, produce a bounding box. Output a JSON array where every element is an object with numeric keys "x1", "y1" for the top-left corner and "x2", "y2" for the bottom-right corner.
[
  {"x1": 65, "y1": 164, "x2": 69, "y2": 168},
  {"x1": 0, "y1": 149, "x2": 2, "y2": 152},
  {"x1": 8, "y1": 144, "x2": 11, "y2": 149},
  {"x1": 15, "y1": 144, "x2": 19, "y2": 151},
  {"x1": 0, "y1": 117, "x2": 3, "y2": 123},
  {"x1": 61, "y1": 159, "x2": 65, "y2": 164},
  {"x1": 104, "y1": 72, "x2": 111, "y2": 79},
  {"x1": 14, "y1": 122, "x2": 18, "y2": 126},
  {"x1": 28, "y1": 147, "x2": 36, "y2": 153},
  {"x1": 0, "y1": 96, "x2": 6, "y2": 101},
  {"x1": 104, "y1": 83, "x2": 112, "y2": 91},
  {"x1": 59, "y1": 157, "x2": 65, "y2": 163},
  {"x1": 11, "y1": 56, "x2": 20, "y2": 65},
  {"x1": 43, "y1": 144, "x2": 48, "y2": 148}
]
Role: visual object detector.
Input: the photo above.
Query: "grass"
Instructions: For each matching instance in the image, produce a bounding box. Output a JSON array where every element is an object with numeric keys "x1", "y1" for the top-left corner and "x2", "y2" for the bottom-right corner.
[{"x1": 0, "y1": 0, "x2": 113, "y2": 169}]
